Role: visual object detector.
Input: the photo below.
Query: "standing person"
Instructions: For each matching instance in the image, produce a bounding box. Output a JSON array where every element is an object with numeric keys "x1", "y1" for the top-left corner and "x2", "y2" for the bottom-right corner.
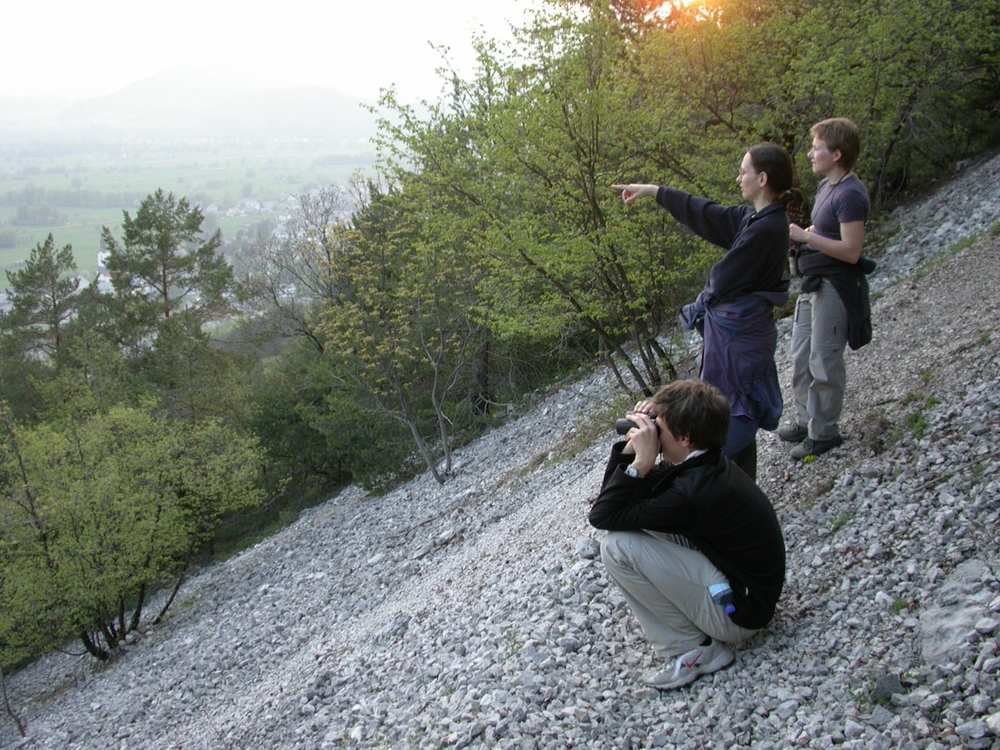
[
  {"x1": 589, "y1": 379, "x2": 786, "y2": 690},
  {"x1": 612, "y1": 143, "x2": 802, "y2": 480},
  {"x1": 781, "y1": 117, "x2": 873, "y2": 459}
]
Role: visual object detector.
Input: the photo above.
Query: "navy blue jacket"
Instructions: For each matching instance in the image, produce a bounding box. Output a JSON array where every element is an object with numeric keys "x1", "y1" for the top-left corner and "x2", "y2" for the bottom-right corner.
[
  {"x1": 658, "y1": 187, "x2": 788, "y2": 427},
  {"x1": 656, "y1": 187, "x2": 789, "y2": 305}
]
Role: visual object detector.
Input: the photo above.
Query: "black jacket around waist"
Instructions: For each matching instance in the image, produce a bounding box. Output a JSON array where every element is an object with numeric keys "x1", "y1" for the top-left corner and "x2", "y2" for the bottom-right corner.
[
  {"x1": 794, "y1": 247, "x2": 876, "y2": 349},
  {"x1": 589, "y1": 446, "x2": 786, "y2": 630}
]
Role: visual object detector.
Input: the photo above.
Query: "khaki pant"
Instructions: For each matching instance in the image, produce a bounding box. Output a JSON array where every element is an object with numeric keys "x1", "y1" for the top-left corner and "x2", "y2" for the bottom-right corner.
[
  {"x1": 600, "y1": 531, "x2": 757, "y2": 658},
  {"x1": 790, "y1": 279, "x2": 848, "y2": 441}
]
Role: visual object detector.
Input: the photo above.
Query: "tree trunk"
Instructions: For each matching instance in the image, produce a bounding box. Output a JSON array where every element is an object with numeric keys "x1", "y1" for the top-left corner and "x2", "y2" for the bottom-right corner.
[
  {"x1": 407, "y1": 419, "x2": 445, "y2": 484},
  {"x1": 1, "y1": 664, "x2": 27, "y2": 737},
  {"x1": 79, "y1": 630, "x2": 111, "y2": 662},
  {"x1": 472, "y1": 338, "x2": 491, "y2": 417},
  {"x1": 130, "y1": 582, "x2": 147, "y2": 632},
  {"x1": 154, "y1": 563, "x2": 189, "y2": 625}
]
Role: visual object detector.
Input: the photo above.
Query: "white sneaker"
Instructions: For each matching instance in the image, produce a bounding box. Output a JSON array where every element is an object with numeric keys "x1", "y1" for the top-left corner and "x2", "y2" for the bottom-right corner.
[{"x1": 644, "y1": 640, "x2": 734, "y2": 690}]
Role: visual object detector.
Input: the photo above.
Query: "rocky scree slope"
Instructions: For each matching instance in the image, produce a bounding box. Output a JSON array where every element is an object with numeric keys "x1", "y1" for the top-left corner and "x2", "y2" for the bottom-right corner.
[{"x1": 3, "y1": 152, "x2": 1000, "y2": 749}]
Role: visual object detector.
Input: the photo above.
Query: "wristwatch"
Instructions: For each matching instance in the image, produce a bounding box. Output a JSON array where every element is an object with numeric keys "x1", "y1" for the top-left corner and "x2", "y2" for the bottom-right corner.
[{"x1": 625, "y1": 465, "x2": 644, "y2": 479}]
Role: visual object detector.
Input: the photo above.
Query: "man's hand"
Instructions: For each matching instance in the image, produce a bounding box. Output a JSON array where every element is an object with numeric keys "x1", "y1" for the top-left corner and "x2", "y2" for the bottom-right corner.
[{"x1": 623, "y1": 410, "x2": 659, "y2": 476}]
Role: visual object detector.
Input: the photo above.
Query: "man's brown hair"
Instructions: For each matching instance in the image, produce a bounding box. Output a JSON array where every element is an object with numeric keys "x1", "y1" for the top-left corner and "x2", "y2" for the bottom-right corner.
[
  {"x1": 811, "y1": 117, "x2": 862, "y2": 171},
  {"x1": 650, "y1": 380, "x2": 729, "y2": 451}
]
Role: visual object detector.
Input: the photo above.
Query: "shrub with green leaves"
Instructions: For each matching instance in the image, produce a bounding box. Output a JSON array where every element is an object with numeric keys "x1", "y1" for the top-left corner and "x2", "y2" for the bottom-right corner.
[{"x1": 0, "y1": 405, "x2": 265, "y2": 664}]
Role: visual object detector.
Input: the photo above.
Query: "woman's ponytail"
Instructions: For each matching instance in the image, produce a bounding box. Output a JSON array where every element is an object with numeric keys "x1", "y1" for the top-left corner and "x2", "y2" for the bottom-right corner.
[{"x1": 781, "y1": 188, "x2": 810, "y2": 226}]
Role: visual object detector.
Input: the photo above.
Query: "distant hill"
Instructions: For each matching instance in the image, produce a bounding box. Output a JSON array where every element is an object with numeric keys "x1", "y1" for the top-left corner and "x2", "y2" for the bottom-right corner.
[{"x1": 0, "y1": 68, "x2": 379, "y2": 144}]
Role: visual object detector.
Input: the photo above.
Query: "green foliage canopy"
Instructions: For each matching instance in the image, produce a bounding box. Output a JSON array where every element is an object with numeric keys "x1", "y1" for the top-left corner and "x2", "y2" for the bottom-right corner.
[
  {"x1": 0, "y1": 404, "x2": 265, "y2": 663},
  {"x1": 316, "y1": 180, "x2": 485, "y2": 483}
]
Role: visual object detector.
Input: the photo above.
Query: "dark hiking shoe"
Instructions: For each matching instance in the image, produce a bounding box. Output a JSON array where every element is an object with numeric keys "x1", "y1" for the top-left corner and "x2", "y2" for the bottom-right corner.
[
  {"x1": 790, "y1": 435, "x2": 844, "y2": 459},
  {"x1": 776, "y1": 423, "x2": 808, "y2": 443}
]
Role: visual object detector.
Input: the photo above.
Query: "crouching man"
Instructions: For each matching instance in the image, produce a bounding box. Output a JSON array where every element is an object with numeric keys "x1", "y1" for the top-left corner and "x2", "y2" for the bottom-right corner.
[{"x1": 589, "y1": 380, "x2": 786, "y2": 690}]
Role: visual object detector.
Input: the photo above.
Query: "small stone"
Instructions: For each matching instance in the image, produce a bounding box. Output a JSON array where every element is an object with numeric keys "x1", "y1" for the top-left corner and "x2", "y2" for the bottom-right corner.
[
  {"x1": 869, "y1": 704, "x2": 895, "y2": 727},
  {"x1": 974, "y1": 617, "x2": 999, "y2": 635},
  {"x1": 986, "y1": 712, "x2": 1000, "y2": 735},
  {"x1": 436, "y1": 528, "x2": 458, "y2": 545},
  {"x1": 575, "y1": 537, "x2": 600, "y2": 560},
  {"x1": 872, "y1": 673, "x2": 904, "y2": 702},
  {"x1": 775, "y1": 700, "x2": 799, "y2": 720},
  {"x1": 920, "y1": 694, "x2": 943, "y2": 715},
  {"x1": 558, "y1": 636, "x2": 582, "y2": 652},
  {"x1": 867, "y1": 542, "x2": 888, "y2": 559},
  {"x1": 844, "y1": 719, "x2": 865, "y2": 738},
  {"x1": 956, "y1": 720, "x2": 989, "y2": 739},
  {"x1": 971, "y1": 694, "x2": 994, "y2": 714}
]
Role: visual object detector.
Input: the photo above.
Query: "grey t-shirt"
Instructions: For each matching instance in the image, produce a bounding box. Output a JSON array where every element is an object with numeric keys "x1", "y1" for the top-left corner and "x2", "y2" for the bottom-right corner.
[{"x1": 811, "y1": 174, "x2": 870, "y2": 241}]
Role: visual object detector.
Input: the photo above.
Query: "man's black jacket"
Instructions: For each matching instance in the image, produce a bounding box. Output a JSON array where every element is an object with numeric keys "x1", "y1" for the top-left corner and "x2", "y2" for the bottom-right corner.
[{"x1": 589, "y1": 444, "x2": 786, "y2": 630}]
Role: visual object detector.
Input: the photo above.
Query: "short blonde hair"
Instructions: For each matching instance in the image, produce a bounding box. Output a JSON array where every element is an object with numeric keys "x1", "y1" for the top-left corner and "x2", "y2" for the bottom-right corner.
[{"x1": 811, "y1": 117, "x2": 861, "y2": 171}]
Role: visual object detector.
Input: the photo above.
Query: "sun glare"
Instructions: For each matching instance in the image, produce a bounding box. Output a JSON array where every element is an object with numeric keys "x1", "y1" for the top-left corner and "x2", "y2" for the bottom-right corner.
[
  {"x1": 647, "y1": 0, "x2": 726, "y2": 26},
  {"x1": 648, "y1": 0, "x2": 694, "y2": 20}
]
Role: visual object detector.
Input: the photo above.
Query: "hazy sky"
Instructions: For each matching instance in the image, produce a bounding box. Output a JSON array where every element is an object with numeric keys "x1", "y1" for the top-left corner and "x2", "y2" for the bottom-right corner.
[{"x1": 3, "y1": 0, "x2": 539, "y2": 103}]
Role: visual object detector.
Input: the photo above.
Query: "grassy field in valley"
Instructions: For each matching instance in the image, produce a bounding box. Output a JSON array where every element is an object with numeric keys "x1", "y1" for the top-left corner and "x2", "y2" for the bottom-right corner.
[{"x1": 0, "y1": 139, "x2": 374, "y2": 277}]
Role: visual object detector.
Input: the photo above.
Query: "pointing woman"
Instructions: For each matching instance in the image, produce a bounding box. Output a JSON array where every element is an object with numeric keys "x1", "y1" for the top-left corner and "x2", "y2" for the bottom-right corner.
[{"x1": 613, "y1": 142, "x2": 802, "y2": 479}]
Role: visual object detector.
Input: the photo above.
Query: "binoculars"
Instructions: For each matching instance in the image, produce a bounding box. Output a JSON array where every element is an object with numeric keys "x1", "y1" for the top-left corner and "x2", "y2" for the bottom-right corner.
[{"x1": 615, "y1": 414, "x2": 660, "y2": 436}]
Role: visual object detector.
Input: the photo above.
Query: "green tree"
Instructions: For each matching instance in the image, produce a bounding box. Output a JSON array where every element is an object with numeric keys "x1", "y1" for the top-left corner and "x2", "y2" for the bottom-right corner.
[
  {"x1": 373, "y1": 6, "x2": 713, "y2": 397},
  {"x1": 791, "y1": 0, "x2": 1000, "y2": 207},
  {"x1": 0, "y1": 532, "x2": 27, "y2": 736},
  {"x1": 0, "y1": 403, "x2": 265, "y2": 662},
  {"x1": 633, "y1": 0, "x2": 1000, "y2": 208},
  {"x1": 32, "y1": 284, "x2": 140, "y2": 419},
  {"x1": 100, "y1": 189, "x2": 241, "y2": 420},
  {"x1": 234, "y1": 185, "x2": 411, "y2": 496},
  {"x1": 0, "y1": 235, "x2": 81, "y2": 423},
  {"x1": 101, "y1": 189, "x2": 233, "y2": 334},
  {"x1": 1, "y1": 233, "x2": 79, "y2": 359},
  {"x1": 318, "y1": 180, "x2": 484, "y2": 484},
  {"x1": 243, "y1": 342, "x2": 406, "y2": 497},
  {"x1": 237, "y1": 186, "x2": 353, "y2": 353}
]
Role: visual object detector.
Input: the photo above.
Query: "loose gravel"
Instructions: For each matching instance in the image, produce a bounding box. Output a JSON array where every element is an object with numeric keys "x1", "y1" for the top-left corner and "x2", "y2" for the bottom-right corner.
[{"x1": 3, "y1": 152, "x2": 1000, "y2": 750}]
